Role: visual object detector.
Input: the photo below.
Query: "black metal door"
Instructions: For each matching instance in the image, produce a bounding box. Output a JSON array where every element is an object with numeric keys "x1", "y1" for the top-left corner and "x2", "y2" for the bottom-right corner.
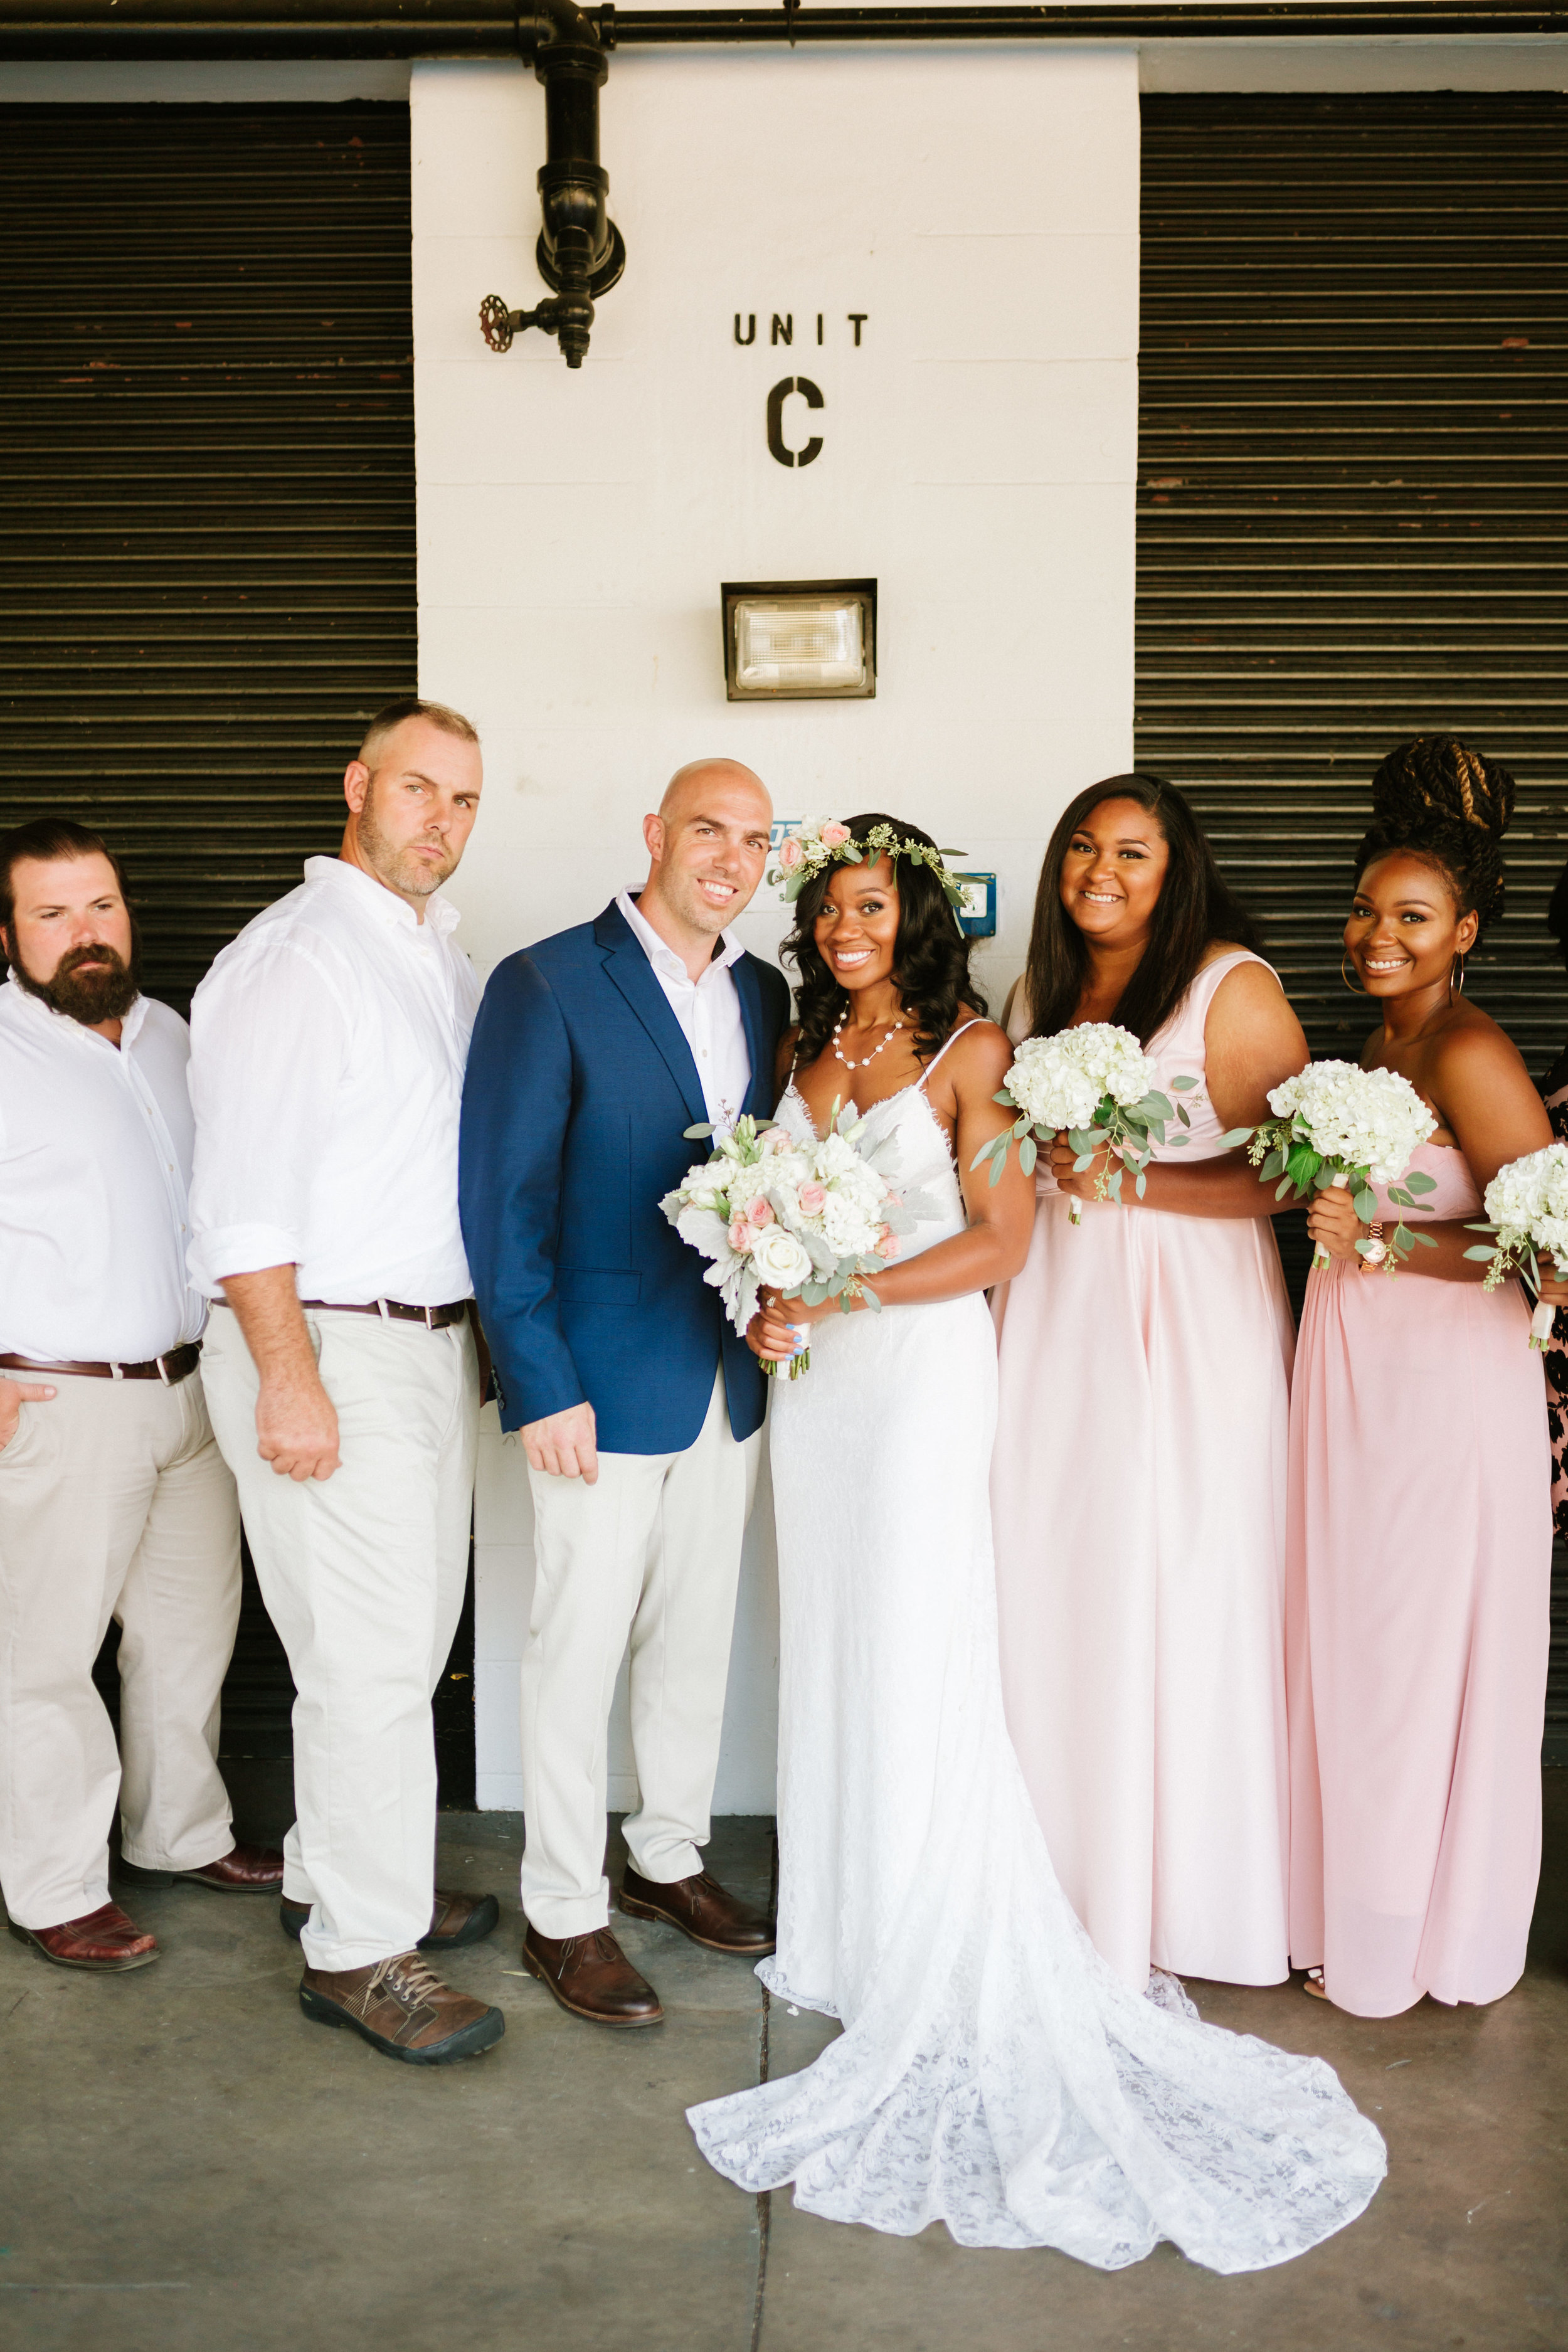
[
  {"x1": 0, "y1": 101, "x2": 477, "y2": 1809},
  {"x1": 1136, "y1": 90, "x2": 1568, "y2": 1762},
  {"x1": 0, "y1": 100, "x2": 417, "y2": 1013}
]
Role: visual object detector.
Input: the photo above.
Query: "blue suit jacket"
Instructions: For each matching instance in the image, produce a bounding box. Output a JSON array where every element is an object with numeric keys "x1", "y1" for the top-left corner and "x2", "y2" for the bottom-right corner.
[{"x1": 459, "y1": 901, "x2": 792, "y2": 1454}]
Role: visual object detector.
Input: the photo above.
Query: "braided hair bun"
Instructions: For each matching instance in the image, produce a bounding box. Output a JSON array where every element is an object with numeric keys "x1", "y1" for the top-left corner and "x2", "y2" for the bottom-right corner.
[{"x1": 1353, "y1": 734, "x2": 1515, "y2": 932}]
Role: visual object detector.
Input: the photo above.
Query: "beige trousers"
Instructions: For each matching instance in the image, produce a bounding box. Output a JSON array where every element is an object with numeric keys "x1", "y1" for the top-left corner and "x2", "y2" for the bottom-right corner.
[
  {"x1": 0, "y1": 1370, "x2": 241, "y2": 1931},
  {"x1": 201, "y1": 1305, "x2": 479, "y2": 1973},
  {"x1": 521, "y1": 1366, "x2": 761, "y2": 1938}
]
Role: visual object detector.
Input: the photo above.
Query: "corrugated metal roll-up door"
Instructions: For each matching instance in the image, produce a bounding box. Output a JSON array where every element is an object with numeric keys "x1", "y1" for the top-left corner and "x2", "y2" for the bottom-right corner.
[
  {"x1": 0, "y1": 102, "x2": 440, "y2": 1796},
  {"x1": 0, "y1": 100, "x2": 417, "y2": 1014},
  {"x1": 1136, "y1": 90, "x2": 1568, "y2": 1760}
]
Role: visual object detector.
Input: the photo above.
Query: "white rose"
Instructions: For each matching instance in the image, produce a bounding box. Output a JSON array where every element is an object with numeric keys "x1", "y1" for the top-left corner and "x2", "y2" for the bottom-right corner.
[{"x1": 749, "y1": 1224, "x2": 814, "y2": 1292}]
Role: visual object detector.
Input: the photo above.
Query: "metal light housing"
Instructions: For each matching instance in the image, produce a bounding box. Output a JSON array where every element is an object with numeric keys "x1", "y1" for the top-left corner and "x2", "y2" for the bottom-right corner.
[{"x1": 721, "y1": 580, "x2": 877, "y2": 702}]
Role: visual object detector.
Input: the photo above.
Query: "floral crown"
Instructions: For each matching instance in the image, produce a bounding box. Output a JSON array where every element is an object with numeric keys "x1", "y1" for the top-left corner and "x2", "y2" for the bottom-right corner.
[{"x1": 767, "y1": 817, "x2": 967, "y2": 911}]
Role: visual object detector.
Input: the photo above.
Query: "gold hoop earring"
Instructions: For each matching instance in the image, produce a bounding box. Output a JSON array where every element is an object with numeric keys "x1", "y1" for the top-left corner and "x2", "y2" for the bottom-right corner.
[
  {"x1": 1451, "y1": 953, "x2": 1467, "y2": 997},
  {"x1": 1340, "y1": 950, "x2": 1367, "y2": 996}
]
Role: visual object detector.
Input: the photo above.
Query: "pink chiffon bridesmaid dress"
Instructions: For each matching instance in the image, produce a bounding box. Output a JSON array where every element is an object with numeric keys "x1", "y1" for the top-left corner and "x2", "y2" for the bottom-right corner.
[
  {"x1": 990, "y1": 951, "x2": 1296, "y2": 1992},
  {"x1": 1286, "y1": 1143, "x2": 1552, "y2": 2017}
]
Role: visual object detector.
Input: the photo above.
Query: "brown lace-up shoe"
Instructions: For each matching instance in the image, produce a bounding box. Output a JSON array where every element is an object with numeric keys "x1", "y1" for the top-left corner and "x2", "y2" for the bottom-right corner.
[
  {"x1": 280, "y1": 1886, "x2": 501, "y2": 1951},
  {"x1": 619, "y1": 1864, "x2": 776, "y2": 1956},
  {"x1": 118, "y1": 1841, "x2": 285, "y2": 1893},
  {"x1": 521, "y1": 1923, "x2": 664, "y2": 2026},
  {"x1": 298, "y1": 1951, "x2": 504, "y2": 2065},
  {"x1": 9, "y1": 1901, "x2": 159, "y2": 1973}
]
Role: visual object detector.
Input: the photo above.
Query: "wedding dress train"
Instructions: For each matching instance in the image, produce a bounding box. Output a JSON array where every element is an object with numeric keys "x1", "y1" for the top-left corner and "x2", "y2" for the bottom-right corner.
[{"x1": 687, "y1": 1046, "x2": 1385, "y2": 2267}]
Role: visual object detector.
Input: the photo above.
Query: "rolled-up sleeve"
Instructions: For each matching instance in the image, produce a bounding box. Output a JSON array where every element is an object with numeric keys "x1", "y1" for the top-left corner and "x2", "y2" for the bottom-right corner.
[{"x1": 186, "y1": 940, "x2": 349, "y2": 1294}]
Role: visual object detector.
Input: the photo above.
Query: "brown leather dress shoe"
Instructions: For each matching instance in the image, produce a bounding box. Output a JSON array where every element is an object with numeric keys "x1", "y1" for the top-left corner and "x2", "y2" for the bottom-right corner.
[
  {"x1": 280, "y1": 1886, "x2": 501, "y2": 1951},
  {"x1": 521, "y1": 1923, "x2": 664, "y2": 2026},
  {"x1": 119, "y1": 1842, "x2": 285, "y2": 1893},
  {"x1": 298, "y1": 1951, "x2": 504, "y2": 2065},
  {"x1": 9, "y1": 1900, "x2": 159, "y2": 1973},
  {"x1": 619, "y1": 1864, "x2": 776, "y2": 1956}
]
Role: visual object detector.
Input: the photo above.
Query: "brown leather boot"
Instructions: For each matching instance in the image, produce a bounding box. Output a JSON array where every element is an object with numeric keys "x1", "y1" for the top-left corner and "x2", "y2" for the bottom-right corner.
[
  {"x1": 9, "y1": 1901, "x2": 159, "y2": 1973},
  {"x1": 299, "y1": 1951, "x2": 504, "y2": 2065},
  {"x1": 619, "y1": 1864, "x2": 776, "y2": 1956},
  {"x1": 280, "y1": 1886, "x2": 501, "y2": 1951},
  {"x1": 521, "y1": 1923, "x2": 664, "y2": 2027}
]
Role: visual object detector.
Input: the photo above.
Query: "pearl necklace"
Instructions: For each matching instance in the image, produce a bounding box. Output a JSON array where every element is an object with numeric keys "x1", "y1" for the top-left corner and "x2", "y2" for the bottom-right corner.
[{"x1": 833, "y1": 1014, "x2": 904, "y2": 1072}]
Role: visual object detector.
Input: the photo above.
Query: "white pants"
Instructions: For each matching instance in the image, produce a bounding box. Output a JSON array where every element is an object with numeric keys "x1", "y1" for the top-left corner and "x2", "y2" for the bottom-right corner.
[
  {"x1": 202, "y1": 1306, "x2": 479, "y2": 1973},
  {"x1": 521, "y1": 1365, "x2": 761, "y2": 1937},
  {"x1": 0, "y1": 1370, "x2": 240, "y2": 1931}
]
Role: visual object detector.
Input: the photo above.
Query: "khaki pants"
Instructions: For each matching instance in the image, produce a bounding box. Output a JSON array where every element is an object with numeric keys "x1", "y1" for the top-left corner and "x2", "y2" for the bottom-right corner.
[
  {"x1": 521, "y1": 1366, "x2": 761, "y2": 1938},
  {"x1": 201, "y1": 1305, "x2": 479, "y2": 1973},
  {"x1": 0, "y1": 1370, "x2": 241, "y2": 1931}
]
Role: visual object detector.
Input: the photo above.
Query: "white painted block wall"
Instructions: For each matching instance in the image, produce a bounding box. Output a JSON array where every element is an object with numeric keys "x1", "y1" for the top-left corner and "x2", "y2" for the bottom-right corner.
[{"x1": 410, "y1": 45, "x2": 1143, "y2": 1810}]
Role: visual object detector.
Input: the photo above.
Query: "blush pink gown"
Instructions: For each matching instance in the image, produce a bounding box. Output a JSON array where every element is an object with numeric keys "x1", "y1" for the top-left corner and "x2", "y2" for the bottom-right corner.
[
  {"x1": 1285, "y1": 1145, "x2": 1552, "y2": 2018},
  {"x1": 990, "y1": 951, "x2": 1296, "y2": 1992}
]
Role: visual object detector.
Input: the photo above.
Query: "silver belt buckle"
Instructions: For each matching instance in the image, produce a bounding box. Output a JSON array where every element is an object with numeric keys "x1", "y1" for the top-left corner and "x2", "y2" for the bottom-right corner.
[
  {"x1": 156, "y1": 1351, "x2": 174, "y2": 1387},
  {"x1": 376, "y1": 1298, "x2": 392, "y2": 1323},
  {"x1": 110, "y1": 1360, "x2": 125, "y2": 1382},
  {"x1": 423, "y1": 1304, "x2": 437, "y2": 1331}
]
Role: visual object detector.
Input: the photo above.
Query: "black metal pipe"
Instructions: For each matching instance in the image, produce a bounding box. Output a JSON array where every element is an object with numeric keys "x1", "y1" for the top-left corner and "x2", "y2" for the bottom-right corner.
[{"x1": 0, "y1": 1, "x2": 1561, "y2": 58}]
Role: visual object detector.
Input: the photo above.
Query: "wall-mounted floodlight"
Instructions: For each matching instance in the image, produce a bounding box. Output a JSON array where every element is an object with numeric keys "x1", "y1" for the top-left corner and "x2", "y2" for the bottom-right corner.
[{"x1": 721, "y1": 580, "x2": 877, "y2": 702}]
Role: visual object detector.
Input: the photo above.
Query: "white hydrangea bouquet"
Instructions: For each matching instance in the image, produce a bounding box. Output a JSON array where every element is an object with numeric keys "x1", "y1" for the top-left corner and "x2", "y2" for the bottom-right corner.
[
  {"x1": 1245, "y1": 1061, "x2": 1438, "y2": 1271},
  {"x1": 661, "y1": 1106, "x2": 935, "y2": 1379},
  {"x1": 1463, "y1": 1142, "x2": 1568, "y2": 1347},
  {"x1": 970, "y1": 1022, "x2": 1198, "y2": 1222}
]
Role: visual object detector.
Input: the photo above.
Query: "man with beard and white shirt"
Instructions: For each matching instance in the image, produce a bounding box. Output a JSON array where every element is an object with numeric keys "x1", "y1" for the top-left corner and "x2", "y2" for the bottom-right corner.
[
  {"x1": 0, "y1": 819, "x2": 280, "y2": 1976},
  {"x1": 459, "y1": 760, "x2": 788, "y2": 2027},
  {"x1": 189, "y1": 699, "x2": 504, "y2": 2067}
]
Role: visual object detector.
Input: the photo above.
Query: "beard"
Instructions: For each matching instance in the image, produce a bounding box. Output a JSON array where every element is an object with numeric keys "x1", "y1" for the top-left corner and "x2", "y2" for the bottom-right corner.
[
  {"x1": 356, "y1": 788, "x2": 455, "y2": 899},
  {"x1": 9, "y1": 932, "x2": 141, "y2": 1025}
]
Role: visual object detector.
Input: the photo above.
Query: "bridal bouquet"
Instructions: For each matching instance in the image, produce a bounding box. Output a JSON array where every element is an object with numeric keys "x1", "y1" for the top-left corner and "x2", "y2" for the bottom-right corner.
[
  {"x1": 1245, "y1": 1062, "x2": 1438, "y2": 1271},
  {"x1": 661, "y1": 1107, "x2": 934, "y2": 1379},
  {"x1": 1463, "y1": 1143, "x2": 1568, "y2": 1347},
  {"x1": 970, "y1": 1022, "x2": 1197, "y2": 1223}
]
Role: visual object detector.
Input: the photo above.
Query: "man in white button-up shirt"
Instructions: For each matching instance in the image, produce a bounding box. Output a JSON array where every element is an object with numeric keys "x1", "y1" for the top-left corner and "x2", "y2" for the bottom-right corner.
[
  {"x1": 189, "y1": 700, "x2": 504, "y2": 2067},
  {"x1": 0, "y1": 820, "x2": 279, "y2": 1979}
]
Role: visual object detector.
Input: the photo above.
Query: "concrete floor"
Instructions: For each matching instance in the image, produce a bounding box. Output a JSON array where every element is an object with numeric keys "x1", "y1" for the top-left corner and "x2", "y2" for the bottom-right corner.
[{"x1": 1, "y1": 1782, "x2": 1565, "y2": 2352}]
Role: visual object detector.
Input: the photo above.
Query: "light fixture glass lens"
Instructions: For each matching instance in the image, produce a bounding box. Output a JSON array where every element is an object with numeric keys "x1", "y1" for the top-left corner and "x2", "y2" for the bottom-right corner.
[{"x1": 734, "y1": 598, "x2": 866, "y2": 691}]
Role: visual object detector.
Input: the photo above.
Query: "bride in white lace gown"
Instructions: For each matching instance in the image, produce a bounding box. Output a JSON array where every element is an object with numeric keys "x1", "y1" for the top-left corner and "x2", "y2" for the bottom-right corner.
[{"x1": 686, "y1": 818, "x2": 1385, "y2": 2268}]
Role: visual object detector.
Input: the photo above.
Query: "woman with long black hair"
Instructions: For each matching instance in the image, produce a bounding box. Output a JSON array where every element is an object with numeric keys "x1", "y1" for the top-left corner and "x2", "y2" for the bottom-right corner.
[{"x1": 990, "y1": 773, "x2": 1308, "y2": 1995}]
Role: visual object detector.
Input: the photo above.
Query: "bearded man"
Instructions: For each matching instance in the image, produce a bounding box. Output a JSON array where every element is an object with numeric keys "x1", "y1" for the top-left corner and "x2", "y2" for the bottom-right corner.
[
  {"x1": 189, "y1": 699, "x2": 504, "y2": 2066},
  {"x1": 459, "y1": 760, "x2": 789, "y2": 2026},
  {"x1": 0, "y1": 819, "x2": 280, "y2": 1976}
]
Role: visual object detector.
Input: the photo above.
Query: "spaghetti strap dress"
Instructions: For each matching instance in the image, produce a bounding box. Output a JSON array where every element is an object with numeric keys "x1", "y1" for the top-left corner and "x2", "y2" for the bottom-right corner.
[
  {"x1": 990, "y1": 951, "x2": 1296, "y2": 1991},
  {"x1": 1285, "y1": 1145, "x2": 1552, "y2": 2016}
]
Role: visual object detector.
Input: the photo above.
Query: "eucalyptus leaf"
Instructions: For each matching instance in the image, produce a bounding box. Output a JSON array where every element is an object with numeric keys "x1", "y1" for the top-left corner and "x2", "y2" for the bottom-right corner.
[
  {"x1": 1170, "y1": 1075, "x2": 1198, "y2": 1091},
  {"x1": 1404, "y1": 1172, "x2": 1438, "y2": 1195},
  {"x1": 1463, "y1": 1244, "x2": 1500, "y2": 1261},
  {"x1": 1353, "y1": 1187, "x2": 1377, "y2": 1222},
  {"x1": 1176, "y1": 1103, "x2": 1191, "y2": 1128},
  {"x1": 1019, "y1": 1136, "x2": 1038, "y2": 1177},
  {"x1": 1216, "y1": 1128, "x2": 1254, "y2": 1150},
  {"x1": 1412, "y1": 1231, "x2": 1438, "y2": 1248},
  {"x1": 683, "y1": 1122, "x2": 716, "y2": 1141}
]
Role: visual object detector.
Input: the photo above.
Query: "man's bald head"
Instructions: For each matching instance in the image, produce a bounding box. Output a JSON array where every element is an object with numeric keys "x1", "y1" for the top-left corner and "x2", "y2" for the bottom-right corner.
[
  {"x1": 659, "y1": 758, "x2": 770, "y2": 827},
  {"x1": 638, "y1": 758, "x2": 774, "y2": 973}
]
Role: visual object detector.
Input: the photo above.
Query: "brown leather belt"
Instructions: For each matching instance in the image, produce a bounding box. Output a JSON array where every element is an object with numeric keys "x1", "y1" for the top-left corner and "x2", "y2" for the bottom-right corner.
[
  {"x1": 297, "y1": 1298, "x2": 470, "y2": 1330},
  {"x1": 0, "y1": 1342, "x2": 203, "y2": 1387}
]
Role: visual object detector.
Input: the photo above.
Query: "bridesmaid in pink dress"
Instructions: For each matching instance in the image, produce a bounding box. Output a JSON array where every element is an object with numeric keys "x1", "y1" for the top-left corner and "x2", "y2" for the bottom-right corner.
[
  {"x1": 991, "y1": 775, "x2": 1310, "y2": 1992},
  {"x1": 1288, "y1": 737, "x2": 1567, "y2": 2018}
]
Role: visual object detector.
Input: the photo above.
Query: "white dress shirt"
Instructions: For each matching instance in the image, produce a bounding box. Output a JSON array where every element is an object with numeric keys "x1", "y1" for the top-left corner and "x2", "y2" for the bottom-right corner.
[
  {"x1": 0, "y1": 980, "x2": 206, "y2": 1363},
  {"x1": 187, "y1": 857, "x2": 480, "y2": 1306},
  {"x1": 615, "y1": 891, "x2": 752, "y2": 1131}
]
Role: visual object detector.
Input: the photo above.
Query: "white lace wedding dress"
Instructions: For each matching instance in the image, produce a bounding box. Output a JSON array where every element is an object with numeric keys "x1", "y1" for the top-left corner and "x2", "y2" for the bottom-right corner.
[{"x1": 687, "y1": 1041, "x2": 1387, "y2": 2269}]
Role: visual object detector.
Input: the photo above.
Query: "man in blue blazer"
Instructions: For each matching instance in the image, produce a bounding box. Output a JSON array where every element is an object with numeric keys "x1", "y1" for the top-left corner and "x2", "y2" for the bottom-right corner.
[{"x1": 460, "y1": 761, "x2": 791, "y2": 2026}]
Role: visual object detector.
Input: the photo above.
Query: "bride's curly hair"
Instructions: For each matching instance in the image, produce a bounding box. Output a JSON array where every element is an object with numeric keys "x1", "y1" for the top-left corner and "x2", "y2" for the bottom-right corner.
[{"x1": 783, "y1": 812, "x2": 987, "y2": 1067}]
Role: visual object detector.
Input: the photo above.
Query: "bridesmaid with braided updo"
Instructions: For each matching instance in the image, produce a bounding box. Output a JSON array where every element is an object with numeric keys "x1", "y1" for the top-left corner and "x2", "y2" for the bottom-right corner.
[{"x1": 1286, "y1": 736, "x2": 1568, "y2": 2018}]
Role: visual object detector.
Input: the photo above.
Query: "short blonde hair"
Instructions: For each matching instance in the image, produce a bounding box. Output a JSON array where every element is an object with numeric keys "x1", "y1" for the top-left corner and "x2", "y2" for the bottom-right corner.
[{"x1": 357, "y1": 697, "x2": 480, "y2": 773}]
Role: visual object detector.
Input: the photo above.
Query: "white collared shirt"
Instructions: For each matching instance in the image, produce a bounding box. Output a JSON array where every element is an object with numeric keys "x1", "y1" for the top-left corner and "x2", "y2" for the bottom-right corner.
[
  {"x1": 615, "y1": 891, "x2": 752, "y2": 1131},
  {"x1": 187, "y1": 857, "x2": 480, "y2": 1305},
  {"x1": 0, "y1": 980, "x2": 206, "y2": 1362}
]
